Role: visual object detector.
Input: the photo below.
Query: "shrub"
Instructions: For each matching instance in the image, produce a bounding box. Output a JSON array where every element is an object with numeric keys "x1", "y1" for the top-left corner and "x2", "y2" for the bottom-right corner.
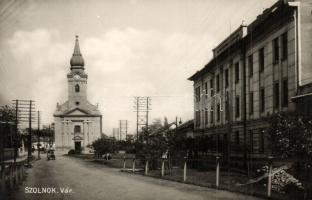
[{"x1": 256, "y1": 165, "x2": 304, "y2": 193}]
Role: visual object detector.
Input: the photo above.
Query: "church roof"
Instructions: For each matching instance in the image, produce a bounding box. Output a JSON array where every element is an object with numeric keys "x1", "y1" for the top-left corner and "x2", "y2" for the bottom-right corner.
[
  {"x1": 70, "y1": 35, "x2": 85, "y2": 69},
  {"x1": 53, "y1": 101, "x2": 102, "y2": 117}
]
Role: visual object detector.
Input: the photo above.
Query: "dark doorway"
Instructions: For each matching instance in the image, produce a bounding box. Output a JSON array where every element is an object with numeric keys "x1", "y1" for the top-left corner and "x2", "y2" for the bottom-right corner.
[{"x1": 75, "y1": 141, "x2": 81, "y2": 152}]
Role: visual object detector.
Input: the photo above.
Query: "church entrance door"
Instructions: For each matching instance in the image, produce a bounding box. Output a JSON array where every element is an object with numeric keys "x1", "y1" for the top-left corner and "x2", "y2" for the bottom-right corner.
[{"x1": 75, "y1": 141, "x2": 81, "y2": 152}]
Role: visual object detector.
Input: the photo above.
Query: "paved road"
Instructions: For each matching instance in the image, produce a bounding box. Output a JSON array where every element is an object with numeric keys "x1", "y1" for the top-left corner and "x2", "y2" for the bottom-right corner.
[{"x1": 7, "y1": 151, "x2": 262, "y2": 200}]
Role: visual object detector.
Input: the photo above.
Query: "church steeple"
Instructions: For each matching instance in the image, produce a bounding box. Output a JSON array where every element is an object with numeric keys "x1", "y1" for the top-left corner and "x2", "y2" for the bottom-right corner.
[{"x1": 70, "y1": 35, "x2": 85, "y2": 70}]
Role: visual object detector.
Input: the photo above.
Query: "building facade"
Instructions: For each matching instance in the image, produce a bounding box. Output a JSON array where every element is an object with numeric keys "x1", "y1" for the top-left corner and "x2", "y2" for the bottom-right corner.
[
  {"x1": 188, "y1": 0, "x2": 312, "y2": 159},
  {"x1": 54, "y1": 36, "x2": 102, "y2": 150}
]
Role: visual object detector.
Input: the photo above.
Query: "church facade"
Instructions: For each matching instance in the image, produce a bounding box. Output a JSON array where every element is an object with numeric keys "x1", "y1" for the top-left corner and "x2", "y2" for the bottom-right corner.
[{"x1": 54, "y1": 36, "x2": 102, "y2": 150}]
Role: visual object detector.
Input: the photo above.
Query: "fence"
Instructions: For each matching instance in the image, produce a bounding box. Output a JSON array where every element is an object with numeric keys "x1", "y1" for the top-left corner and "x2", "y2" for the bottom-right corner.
[
  {"x1": 0, "y1": 159, "x2": 27, "y2": 193},
  {"x1": 114, "y1": 156, "x2": 309, "y2": 200}
]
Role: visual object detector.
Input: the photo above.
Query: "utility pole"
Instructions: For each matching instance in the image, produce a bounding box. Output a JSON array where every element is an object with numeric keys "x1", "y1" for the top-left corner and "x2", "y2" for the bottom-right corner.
[
  {"x1": 133, "y1": 97, "x2": 151, "y2": 143},
  {"x1": 28, "y1": 100, "x2": 32, "y2": 165},
  {"x1": 136, "y1": 97, "x2": 139, "y2": 142},
  {"x1": 146, "y1": 97, "x2": 149, "y2": 131},
  {"x1": 14, "y1": 100, "x2": 18, "y2": 163},
  {"x1": 37, "y1": 111, "x2": 41, "y2": 159},
  {"x1": 48, "y1": 124, "x2": 51, "y2": 146},
  {"x1": 12, "y1": 99, "x2": 36, "y2": 166}
]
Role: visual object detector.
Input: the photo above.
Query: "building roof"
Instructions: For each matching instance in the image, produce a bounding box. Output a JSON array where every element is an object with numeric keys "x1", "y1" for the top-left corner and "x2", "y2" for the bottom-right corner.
[
  {"x1": 175, "y1": 119, "x2": 193, "y2": 131},
  {"x1": 70, "y1": 35, "x2": 85, "y2": 69},
  {"x1": 188, "y1": 0, "x2": 293, "y2": 82}
]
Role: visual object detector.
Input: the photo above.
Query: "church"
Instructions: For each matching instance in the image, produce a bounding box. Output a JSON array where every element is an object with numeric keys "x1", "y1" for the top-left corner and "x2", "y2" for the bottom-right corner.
[{"x1": 54, "y1": 36, "x2": 102, "y2": 151}]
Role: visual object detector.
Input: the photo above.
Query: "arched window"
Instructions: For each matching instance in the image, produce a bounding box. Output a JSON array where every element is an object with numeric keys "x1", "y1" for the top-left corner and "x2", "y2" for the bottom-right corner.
[{"x1": 75, "y1": 84, "x2": 80, "y2": 93}]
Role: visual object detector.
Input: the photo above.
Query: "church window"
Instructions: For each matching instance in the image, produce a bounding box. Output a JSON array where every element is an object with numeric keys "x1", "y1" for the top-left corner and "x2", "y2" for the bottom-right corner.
[
  {"x1": 74, "y1": 125, "x2": 81, "y2": 133},
  {"x1": 75, "y1": 84, "x2": 80, "y2": 93},
  {"x1": 76, "y1": 101, "x2": 80, "y2": 106}
]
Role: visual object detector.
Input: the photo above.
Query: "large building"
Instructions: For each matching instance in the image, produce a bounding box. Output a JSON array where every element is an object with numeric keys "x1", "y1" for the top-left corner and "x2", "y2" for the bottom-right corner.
[
  {"x1": 188, "y1": 0, "x2": 312, "y2": 160},
  {"x1": 54, "y1": 36, "x2": 102, "y2": 151}
]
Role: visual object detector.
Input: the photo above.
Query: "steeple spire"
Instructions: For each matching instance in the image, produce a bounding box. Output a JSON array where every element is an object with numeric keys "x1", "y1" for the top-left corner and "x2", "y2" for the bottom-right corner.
[{"x1": 70, "y1": 35, "x2": 85, "y2": 69}]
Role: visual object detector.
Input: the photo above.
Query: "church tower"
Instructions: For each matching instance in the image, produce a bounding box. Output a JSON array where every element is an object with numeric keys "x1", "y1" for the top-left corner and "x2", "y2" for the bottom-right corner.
[
  {"x1": 67, "y1": 36, "x2": 88, "y2": 108},
  {"x1": 54, "y1": 36, "x2": 102, "y2": 151}
]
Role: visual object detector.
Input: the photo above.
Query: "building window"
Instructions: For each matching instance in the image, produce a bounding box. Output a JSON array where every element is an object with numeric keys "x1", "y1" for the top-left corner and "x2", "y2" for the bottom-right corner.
[
  {"x1": 217, "y1": 104, "x2": 220, "y2": 122},
  {"x1": 282, "y1": 32, "x2": 288, "y2": 60},
  {"x1": 74, "y1": 125, "x2": 81, "y2": 133},
  {"x1": 225, "y1": 69, "x2": 229, "y2": 88},
  {"x1": 274, "y1": 81, "x2": 280, "y2": 109},
  {"x1": 204, "y1": 82, "x2": 208, "y2": 99},
  {"x1": 235, "y1": 96, "x2": 240, "y2": 118},
  {"x1": 75, "y1": 84, "x2": 80, "y2": 93},
  {"x1": 225, "y1": 91, "x2": 229, "y2": 121},
  {"x1": 249, "y1": 130, "x2": 253, "y2": 153},
  {"x1": 205, "y1": 110, "x2": 208, "y2": 125},
  {"x1": 195, "y1": 111, "x2": 201, "y2": 127},
  {"x1": 282, "y1": 79, "x2": 288, "y2": 107},
  {"x1": 235, "y1": 62, "x2": 239, "y2": 83},
  {"x1": 210, "y1": 79, "x2": 214, "y2": 97},
  {"x1": 216, "y1": 74, "x2": 220, "y2": 92},
  {"x1": 210, "y1": 108, "x2": 214, "y2": 124},
  {"x1": 259, "y1": 48, "x2": 265, "y2": 72},
  {"x1": 259, "y1": 130, "x2": 264, "y2": 153},
  {"x1": 273, "y1": 38, "x2": 279, "y2": 64},
  {"x1": 248, "y1": 55, "x2": 253, "y2": 77},
  {"x1": 75, "y1": 101, "x2": 80, "y2": 106},
  {"x1": 249, "y1": 92, "x2": 254, "y2": 115},
  {"x1": 195, "y1": 86, "x2": 201, "y2": 102},
  {"x1": 235, "y1": 131, "x2": 240, "y2": 145},
  {"x1": 260, "y1": 88, "x2": 265, "y2": 113}
]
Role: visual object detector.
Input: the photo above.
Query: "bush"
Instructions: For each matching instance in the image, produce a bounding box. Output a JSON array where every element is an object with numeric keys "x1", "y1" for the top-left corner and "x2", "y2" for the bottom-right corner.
[{"x1": 256, "y1": 165, "x2": 304, "y2": 194}]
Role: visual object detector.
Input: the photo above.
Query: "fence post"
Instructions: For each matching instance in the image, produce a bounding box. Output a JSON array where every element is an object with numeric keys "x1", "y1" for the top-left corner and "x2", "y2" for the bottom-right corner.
[
  {"x1": 216, "y1": 156, "x2": 220, "y2": 188},
  {"x1": 9, "y1": 165, "x2": 13, "y2": 189},
  {"x1": 14, "y1": 165, "x2": 18, "y2": 184},
  {"x1": 0, "y1": 165, "x2": 5, "y2": 191},
  {"x1": 18, "y1": 165, "x2": 22, "y2": 181},
  {"x1": 145, "y1": 160, "x2": 149, "y2": 175},
  {"x1": 183, "y1": 158, "x2": 187, "y2": 182},
  {"x1": 161, "y1": 159, "x2": 165, "y2": 177},
  {"x1": 132, "y1": 158, "x2": 135, "y2": 173},
  {"x1": 267, "y1": 156, "x2": 273, "y2": 198},
  {"x1": 21, "y1": 164, "x2": 24, "y2": 178},
  {"x1": 123, "y1": 157, "x2": 126, "y2": 171}
]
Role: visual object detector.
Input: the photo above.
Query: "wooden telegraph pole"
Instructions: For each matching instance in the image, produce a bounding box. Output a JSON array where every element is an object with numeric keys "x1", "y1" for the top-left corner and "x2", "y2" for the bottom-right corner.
[{"x1": 37, "y1": 111, "x2": 40, "y2": 159}]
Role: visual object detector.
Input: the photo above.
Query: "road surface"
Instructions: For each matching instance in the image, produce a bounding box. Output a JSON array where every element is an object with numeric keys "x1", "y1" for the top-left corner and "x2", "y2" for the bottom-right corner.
[{"x1": 7, "y1": 151, "x2": 262, "y2": 200}]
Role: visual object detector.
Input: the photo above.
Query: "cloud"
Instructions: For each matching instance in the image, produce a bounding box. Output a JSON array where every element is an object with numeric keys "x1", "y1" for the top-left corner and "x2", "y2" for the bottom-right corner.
[{"x1": 1, "y1": 27, "x2": 215, "y2": 134}]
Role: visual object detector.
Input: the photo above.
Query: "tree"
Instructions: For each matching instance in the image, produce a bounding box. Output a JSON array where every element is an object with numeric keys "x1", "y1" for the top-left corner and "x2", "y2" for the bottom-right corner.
[
  {"x1": 268, "y1": 112, "x2": 312, "y2": 159},
  {"x1": 268, "y1": 112, "x2": 312, "y2": 199},
  {"x1": 0, "y1": 105, "x2": 15, "y2": 122},
  {"x1": 91, "y1": 138, "x2": 115, "y2": 157},
  {"x1": 164, "y1": 117, "x2": 169, "y2": 128}
]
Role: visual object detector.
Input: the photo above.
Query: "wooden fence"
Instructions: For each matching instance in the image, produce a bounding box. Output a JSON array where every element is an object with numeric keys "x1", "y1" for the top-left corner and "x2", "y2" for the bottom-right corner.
[{"x1": 0, "y1": 159, "x2": 27, "y2": 192}]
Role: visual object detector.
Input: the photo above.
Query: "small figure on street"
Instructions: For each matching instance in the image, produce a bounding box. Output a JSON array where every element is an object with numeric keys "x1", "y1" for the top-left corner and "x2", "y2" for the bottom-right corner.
[{"x1": 47, "y1": 149, "x2": 56, "y2": 160}]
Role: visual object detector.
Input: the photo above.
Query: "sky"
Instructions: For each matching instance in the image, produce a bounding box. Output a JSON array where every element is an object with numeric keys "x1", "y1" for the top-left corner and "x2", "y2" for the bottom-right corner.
[{"x1": 0, "y1": 0, "x2": 277, "y2": 135}]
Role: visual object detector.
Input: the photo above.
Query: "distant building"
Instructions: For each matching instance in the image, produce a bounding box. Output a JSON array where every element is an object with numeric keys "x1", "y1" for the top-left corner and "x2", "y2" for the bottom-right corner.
[
  {"x1": 54, "y1": 36, "x2": 102, "y2": 151},
  {"x1": 174, "y1": 120, "x2": 194, "y2": 138},
  {"x1": 188, "y1": 0, "x2": 312, "y2": 159}
]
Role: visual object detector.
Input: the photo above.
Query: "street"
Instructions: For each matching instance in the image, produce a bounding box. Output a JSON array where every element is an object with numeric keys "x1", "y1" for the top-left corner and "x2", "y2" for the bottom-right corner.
[{"x1": 7, "y1": 151, "x2": 262, "y2": 200}]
